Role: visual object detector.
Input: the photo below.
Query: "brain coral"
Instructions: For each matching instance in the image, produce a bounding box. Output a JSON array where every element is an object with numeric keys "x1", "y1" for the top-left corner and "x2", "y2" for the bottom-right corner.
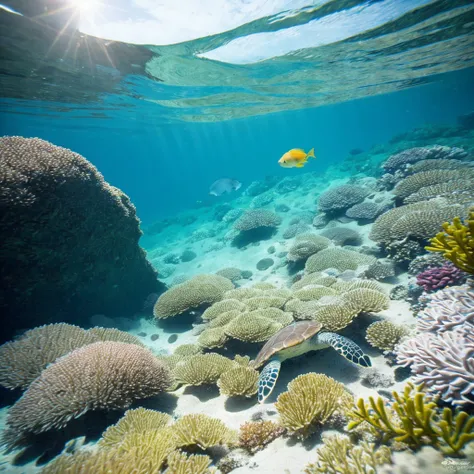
[
  {"x1": 305, "y1": 248, "x2": 376, "y2": 273},
  {"x1": 5, "y1": 342, "x2": 171, "y2": 441},
  {"x1": 318, "y1": 184, "x2": 369, "y2": 213},
  {"x1": 153, "y1": 274, "x2": 234, "y2": 319},
  {"x1": 0, "y1": 137, "x2": 159, "y2": 341},
  {"x1": 382, "y1": 145, "x2": 468, "y2": 173}
]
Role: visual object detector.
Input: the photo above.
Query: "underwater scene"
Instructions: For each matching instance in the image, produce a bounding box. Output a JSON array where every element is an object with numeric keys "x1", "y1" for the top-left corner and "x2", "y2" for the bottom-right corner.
[{"x1": 1, "y1": 0, "x2": 474, "y2": 473}]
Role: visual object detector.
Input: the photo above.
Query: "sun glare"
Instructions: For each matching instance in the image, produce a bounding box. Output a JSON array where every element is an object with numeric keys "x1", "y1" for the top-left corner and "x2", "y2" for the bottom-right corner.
[{"x1": 70, "y1": 0, "x2": 100, "y2": 22}]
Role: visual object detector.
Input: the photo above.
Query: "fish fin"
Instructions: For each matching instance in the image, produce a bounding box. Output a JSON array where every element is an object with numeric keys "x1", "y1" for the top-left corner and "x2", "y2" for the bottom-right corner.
[
  {"x1": 296, "y1": 163, "x2": 305, "y2": 168},
  {"x1": 307, "y1": 148, "x2": 315, "y2": 158}
]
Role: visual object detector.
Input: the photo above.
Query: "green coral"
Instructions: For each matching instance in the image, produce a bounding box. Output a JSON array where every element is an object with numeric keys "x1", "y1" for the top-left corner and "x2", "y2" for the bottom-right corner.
[
  {"x1": 153, "y1": 275, "x2": 234, "y2": 319},
  {"x1": 347, "y1": 383, "x2": 474, "y2": 455},
  {"x1": 172, "y1": 414, "x2": 238, "y2": 450},
  {"x1": 173, "y1": 353, "x2": 235, "y2": 385},
  {"x1": 426, "y1": 209, "x2": 474, "y2": 274},
  {"x1": 284, "y1": 299, "x2": 322, "y2": 321},
  {"x1": 304, "y1": 435, "x2": 392, "y2": 474},
  {"x1": 217, "y1": 366, "x2": 259, "y2": 398},
  {"x1": 365, "y1": 321, "x2": 410, "y2": 351},
  {"x1": 275, "y1": 373, "x2": 353, "y2": 438}
]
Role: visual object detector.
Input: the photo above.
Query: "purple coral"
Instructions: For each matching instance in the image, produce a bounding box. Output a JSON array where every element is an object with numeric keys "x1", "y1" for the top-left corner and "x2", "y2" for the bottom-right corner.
[{"x1": 416, "y1": 264, "x2": 465, "y2": 292}]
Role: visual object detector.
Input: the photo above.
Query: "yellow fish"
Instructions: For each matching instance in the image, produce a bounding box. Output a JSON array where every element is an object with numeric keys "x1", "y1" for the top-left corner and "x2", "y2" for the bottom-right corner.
[{"x1": 278, "y1": 148, "x2": 315, "y2": 168}]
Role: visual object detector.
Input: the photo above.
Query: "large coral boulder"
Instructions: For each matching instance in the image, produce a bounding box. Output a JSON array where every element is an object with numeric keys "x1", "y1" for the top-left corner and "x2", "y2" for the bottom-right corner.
[{"x1": 0, "y1": 137, "x2": 160, "y2": 340}]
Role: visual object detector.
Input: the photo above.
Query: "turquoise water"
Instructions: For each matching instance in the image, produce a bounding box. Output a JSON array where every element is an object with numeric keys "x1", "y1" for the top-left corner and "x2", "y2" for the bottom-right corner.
[{"x1": 1, "y1": 1, "x2": 474, "y2": 473}]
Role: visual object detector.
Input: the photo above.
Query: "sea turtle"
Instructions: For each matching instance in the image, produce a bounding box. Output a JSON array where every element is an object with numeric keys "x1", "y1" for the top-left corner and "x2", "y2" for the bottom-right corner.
[{"x1": 252, "y1": 320, "x2": 371, "y2": 403}]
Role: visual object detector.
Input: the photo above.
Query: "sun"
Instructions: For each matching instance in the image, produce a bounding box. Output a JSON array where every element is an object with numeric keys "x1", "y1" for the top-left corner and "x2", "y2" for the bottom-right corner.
[{"x1": 69, "y1": 0, "x2": 100, "y2": 20}]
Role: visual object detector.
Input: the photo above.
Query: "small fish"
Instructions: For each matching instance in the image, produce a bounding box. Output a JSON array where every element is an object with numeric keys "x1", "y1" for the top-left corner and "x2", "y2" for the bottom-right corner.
[
  {"x1": 349, "y1": 148, "x2": 363, "y2": 156},
  {"x1": 278, "y1": 148, "x2": 315, "y2": 168},
  {"x1": 209, "y1": 178, "x2": 242, "y2": 196}
]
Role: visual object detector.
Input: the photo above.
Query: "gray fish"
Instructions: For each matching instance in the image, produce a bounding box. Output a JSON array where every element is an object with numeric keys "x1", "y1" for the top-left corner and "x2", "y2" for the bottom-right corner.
[{"x1": 209, "y1": 178, "x2": 242, "y2": 196}]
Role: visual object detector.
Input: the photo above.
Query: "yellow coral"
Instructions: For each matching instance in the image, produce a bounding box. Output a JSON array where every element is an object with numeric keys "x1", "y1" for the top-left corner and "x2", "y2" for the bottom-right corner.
[
  {"x1": 99, "y1": 408, "x2": 172, "y2": 449},
  {"x1": 426, "y1": 210, "x2": 474, "y2": 274},
  {"x1": 275, "y1": 373, "x2": 353, "y2": 437},
  {"x1": 173, "y1": 344, "x2": 203, "y2": 357},
  {"x1": 365, "y1": 320, "x2": 410, "y2": 351},
  {"x1": 225, "y1": 313, "x2": 282, "y2": 342},
  {"x1": 173, "y1": 353, "x2": 235, "y2": 385},
  {"x1": 313, "y1": 303, "x2": 359, "y2": 331},
  {"x1": 217, "y1": 366, "x2": 259, "y2": 398},
  {"x1": 304, "y1": 435, "x2": 392, "y2": 474},
  {"x1": 293, "y1": 285, "x2": 338, "y2": 301},
  {"x1": 340, "y1": 288, "x2": 390, "y2": 313},
  {"x1": 239, "y1": 420, "x2": 285, "y2": 453},
  {"x1": 201, "y1": 299, "x2": 247, "y2": 321},
  {"x1": 172, "y1": 414, "x2": 238, "y2": 450},
  {"x1": 197, "y1": 327, "x2": 229, "y2": 349},
  {"x1": 164, "y1": 451, "x2": 214, "y2": 474},
  {"x1": 347, "y1": 383, "x2": 474, "y2": 455}
]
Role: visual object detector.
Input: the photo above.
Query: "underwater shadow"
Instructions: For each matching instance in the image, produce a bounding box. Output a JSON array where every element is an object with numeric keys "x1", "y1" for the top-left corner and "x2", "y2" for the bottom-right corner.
[
  {"x1": 224, "y1": 396, "x2": 256, "y2": 413},
  {"x1": 183, "y1": 385, "x2": 220, "y2": 402},
  {"x1": 231, "y1": 227, "x2": 276, "y2": 249},
  {"x1": 155, "y1": 312, "x2": 197, "y2": 334},
  {"x1": 285, "y1": 428, "x2": 323, "y2": 451},
  {"x1": 134, "y1": 392, "x2": 179, "y2": 415}
]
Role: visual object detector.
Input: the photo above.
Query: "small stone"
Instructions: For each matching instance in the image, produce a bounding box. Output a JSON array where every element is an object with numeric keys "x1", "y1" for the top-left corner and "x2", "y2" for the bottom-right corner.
[
  {"x1": 150, "y1": 334, "x2": 159, "y2": 341},
  {"x1": 137, "y1": 332, "x2": 147, "y2": 337},
  {"x1": 267, "y1": 245, "x2": 276, "y2": 254},
  {"x1": 256, "y1": 258, "x2": 274, "y2": 271},
  {"x1": 180, "y1": 249, "x2": 197, "y2": 262},
  {"x1": 168, "y1": 334, "x2": 178, "y2": 343}
]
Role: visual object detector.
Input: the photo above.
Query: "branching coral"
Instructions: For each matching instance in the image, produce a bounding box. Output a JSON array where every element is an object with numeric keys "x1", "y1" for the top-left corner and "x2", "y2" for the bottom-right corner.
[
  {"x1": 304, "y1": 435, "x2": 392, "y2": 474},
  {"x1": 365, "y1": 321, "x2": 410, "y2": 351},
  {"x1": 217, "y1": 366, "x2": 259, "y2": 398},
  {"x1": 347, "y1": 383, "x2": 474, "y2": 454},
  {"x1": 426, "y1": 210, "x2": 474, "y2": 274},
  {"x1": 173, "y1": 353, "x2": 235, "y2": 385},
  {"x1": 164, "y1": 451, "x2": 214, "y2": 474},
  {"x1": 5, "y1": 342, "x2": 171, "y2": 444},
  {"x1": 275, "y1": 373, "x2": 353, "y2": 438},
  {"x1": 239, "y1": 420, "x2": 285, "y2": 453},
  {"x1": 172, "y1": 414, "x2": 238, "y2": 450},
  {"x1": 153, "y1": 274, "x2": 234, "y2": 319}
]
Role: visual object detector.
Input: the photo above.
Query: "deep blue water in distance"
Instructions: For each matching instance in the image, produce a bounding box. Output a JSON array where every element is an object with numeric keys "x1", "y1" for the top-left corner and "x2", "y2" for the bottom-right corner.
[{"x1": 2, "y1": 67, "x2": 474, "y2": 224}]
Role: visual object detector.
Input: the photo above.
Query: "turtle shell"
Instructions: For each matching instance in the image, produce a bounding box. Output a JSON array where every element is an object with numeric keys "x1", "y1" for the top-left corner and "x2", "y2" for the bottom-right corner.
[{"x1": 252, "y1": 320, "x2": 322, "y2": 368}]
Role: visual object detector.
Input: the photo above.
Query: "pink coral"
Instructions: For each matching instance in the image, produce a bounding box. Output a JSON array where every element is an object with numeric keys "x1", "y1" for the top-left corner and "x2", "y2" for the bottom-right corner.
[{"x1": 416, "y1": 264, "x2": 465, "y2": 292}]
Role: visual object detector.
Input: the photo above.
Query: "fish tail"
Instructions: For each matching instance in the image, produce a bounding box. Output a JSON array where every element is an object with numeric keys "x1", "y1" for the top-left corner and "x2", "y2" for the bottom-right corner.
[{"x1": 307, "y1": 148, "x2": 315, "y2": 158}]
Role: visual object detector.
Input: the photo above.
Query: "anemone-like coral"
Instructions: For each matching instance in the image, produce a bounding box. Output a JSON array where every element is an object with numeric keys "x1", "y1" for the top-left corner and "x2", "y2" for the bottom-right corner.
[
  {"x1": 408, "y1": 158, "x2": 468, "y2": 174},
  {"x1": 365, "y1": 321, "x2": 410, "y2": 351},
  {"x1": 275, "y1": 373, "x2": 352, "y2": 437},
  {"x1": 224, "y1": 287, "x2": 262, "y2": 300},
  {"x1": 320, "y1": 227, "x2": 362, "y2": 246},
  {"x1": 318, "y1": 185, "x2": 369, "y2": 214},
  {"x1": 304, "y1": 435, "x2": 392, "y2": 474},
  {"x1": 217, "y1": 366, "x2": 259, "y2": 398},
  {"x1": 426, "y1": 210, "x2": 474, "y2": 274},
  {"x1": 173, "y1": 353, "x2": 235, "y2": 386},
  {"x1": 415, "y1": 264, "x2": 465, "y2": 292},
  {"x1": 348, "y1": 383, "x2": 474, "y2": 454},
  {"x1": 153, "y1": 274, "x2": 234, "y2": 319},
  {"x1": 172, "y1": 414, "x2": 238, "y2": 450},
  {"x1": 5, "y1": 342, "x2": 171, "y2": 444},
  {"x1": 245, "y1": 296, "x2": 287, "y2": 310},
  {"x1": 164, "y1": 451, "x2": 214, "y2": 474},
  {"x1": 284, "y1": 299, "x2": 323, "y2": 320},
  {"x1": 99, "y1": 408, "x2": 172, "y2": 449},
  {"x1": 0, "y1": 136, "x2": 159, "y2": 341},
  {"x1": 404, "y1": 180, "x2": 474, "y2": 204},
  {"x1": 239, "y1": 420, "x2": 285, "y2": 453},
  {"x1": 87, "y1": 327, "x2": 144, "y2": 346},
  {"x1": 305, "y1": 248, "x2": 376, "y2": 273}
]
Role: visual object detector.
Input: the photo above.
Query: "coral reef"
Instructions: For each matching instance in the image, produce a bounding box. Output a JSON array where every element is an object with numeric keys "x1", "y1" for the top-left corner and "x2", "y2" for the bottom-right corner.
[
  {"x1": 217, "y1": 366, "x2": 259, "y2": 398},
  {"x1": 153, "y1": 274, "x2": 234, "y2": 319},
  {"x1": 320, "y1": 227, "x2": 362, "y2": 246},
  {"x1": 0, "y1": 137, "x2": 159, "y2": 341},
  {"x1": 415, "y1": 263, "x2": 465, "y2": 292},
  {"x1": 173, "y1": 353, "x2": 235, "y2": 386},
  {"x1": 365, "y1": 321, "x2": 410, "y2": 351},
  {"x1": 5, "y1": 342, "x2": 171, "y2": 445},
  {"x1": 346, "y1": 201, "x2": 387, "y2": 220},
  {"x1": 239, "y1": 420, "x2": 285, "y2": 453},
  {"x1": 318, "y1": 184, "x2": 369, "y2": 214},
  {"x1": 305, "y1": 248, "x2": 376, "y2": 273},
  {"x1": 234, "y1": 209, "x2": 281, "y2": 232},
  {"x1": 275, "y1": 373, "x2": 352, "y2": 438},
  {"x1": 165, "y1": 451, "x2": 213, "y2": 474}
]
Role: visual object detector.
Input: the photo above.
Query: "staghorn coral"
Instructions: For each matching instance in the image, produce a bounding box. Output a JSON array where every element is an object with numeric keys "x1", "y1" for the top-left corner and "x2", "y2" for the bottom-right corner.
[
  {"x1": 217, "y1": 366, "x2": 259, "y2": 398},
  {"x1": 275, "y1": 373, "x2": 353, "y2": 438},
  {"x1": 365, "y1": 321, "x2": 410, "y2": 351},
  {"x1": 282, "y1": 222, "x2": 310, "y2": 239},
  {"x1": 164, "y1": 451, "x2": 214, "y2": 474},
  {"x1": 5, "y1": 342, "x2": 171, "y2": 443},
  {"x1": 415, "y1": 263, "x2": 465, "y2": 292},
  {"x1": 99, "y1": 408, "x2": 172, "y2": 449},
  {"x1": 348, "y1": 383, "x2": 474, "y2": 454},
  {"x1": 426, "y1": 210, "x2": 474, "y2": 274},
  {"x1": 225, "y1": 313, "x2": 282, "y2": 343},
  {"x1": 408, "y1": 158, "x2": 468, "y2": 174},
  {"x1": 247, "y1": 308, "x2": 294, "y2": 326},
  {"x1": 197, "y1": 327, "x2": 229, "y2": 349},
  {"x1": 239, "y1": 420, "x2": 285, "y2": 453},
  {"x1": 318, "y1": 185, "x2": 369, "y2": 213},
  {"x1": 340, "y1": 288, "x2": 390, "y2": 313},
  {"x1": 320, "y1": 227, "x2": 362, "y2": 246},
  {"x1": 172, "y1": 414, "x2": 238, "y2": 450},
  {"x1": 304, "y1": 435, "x2": 392, "y2": 474},
  {"x1": 201, "y1": 299, "x2": 247, "y2": 321},
  {"x1": 153, "y1": 274, "x2": 234, "y2": 319},
  {"x1": 0, "y1": 137, "x2": 159, "y2": 342},
  {"x1": 305, "y1": 248, "x2": 376, "y2": 273},
  {"x1": 331, "y1": 279, "x2": 386, "y2": 294},
  {"x1": 0, "y1": 323, "x2": 98, "y2": 390},
  {"x1": 173, "y1": 353, "x2": 235, "y2": 385}
]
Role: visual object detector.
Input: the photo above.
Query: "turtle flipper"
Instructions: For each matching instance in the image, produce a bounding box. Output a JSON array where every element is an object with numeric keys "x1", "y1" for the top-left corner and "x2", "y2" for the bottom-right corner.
[
  {"x1": 317, "y1": 333, "x2": 371, "y2": 368},
  {"x1": 258, "y1": 359, "x2": 281, "y2": 403}
]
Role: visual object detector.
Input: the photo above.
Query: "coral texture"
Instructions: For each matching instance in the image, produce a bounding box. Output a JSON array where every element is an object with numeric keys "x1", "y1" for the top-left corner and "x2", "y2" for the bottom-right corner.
[
  {"x1": 234, "y1": 209, "x2": 281, "y2": 231},
  {"x1": 217, "y1": 366, "x2": 259, "y2": 398},
  {"x1": 365, "y1": 321, "x2": 410, "y2": 351},
  {"x1": 415, "y1": 264, "x2": 465, "y2": 292},
  {"x1": 318, "y1": 185, "x2": 369, "y2": 213},
  {"x1": 305, "y1": 247, "x2": 375, "y2": 273},
  {"x1": 239, "y1": 420, "x2": 285, "y2": 453},
  {"x1": 0, "y1": 136, "x2": 159, "y2": 340},
  {"x1": 173, "y1": 353, "x2": 235, "y2": 386}
]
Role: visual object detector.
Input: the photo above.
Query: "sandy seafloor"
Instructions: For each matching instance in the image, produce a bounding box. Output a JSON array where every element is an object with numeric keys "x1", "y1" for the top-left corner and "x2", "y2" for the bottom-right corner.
[{"x1": 1, "y1": 124, "x2": 474, "y2": 473}]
